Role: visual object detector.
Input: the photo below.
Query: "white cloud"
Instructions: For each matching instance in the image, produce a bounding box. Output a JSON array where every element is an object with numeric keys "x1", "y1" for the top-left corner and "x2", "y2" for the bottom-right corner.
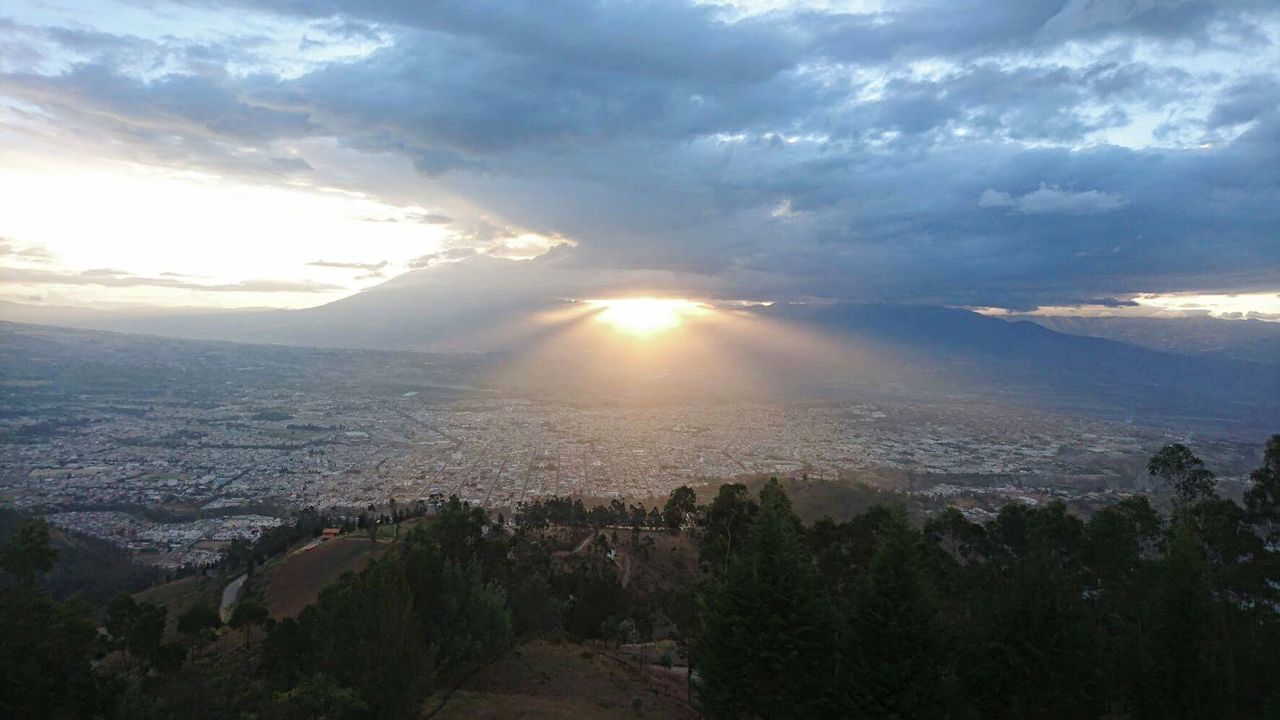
[{"x1": 979, "y1": 184, "x2": 1129, "y2": 215}]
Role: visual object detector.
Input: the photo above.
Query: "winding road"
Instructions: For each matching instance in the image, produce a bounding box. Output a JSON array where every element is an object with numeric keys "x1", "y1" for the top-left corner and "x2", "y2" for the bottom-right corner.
[{"x1": 219, "y1": 573, "x2": 247, "y2": 623}]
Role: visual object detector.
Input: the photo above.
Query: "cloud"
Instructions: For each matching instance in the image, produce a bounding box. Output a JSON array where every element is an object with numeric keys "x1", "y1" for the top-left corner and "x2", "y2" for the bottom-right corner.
[
  {"x1": 359, "y1": 212, "x2": 453, "y2": 224},
  {"x1": 269, "y1": 156, "x2": 314, "y2": 173},
  {"x1": 2, "y1": 0, "x2": 1278, "y2": 311},
  {"x1": 1085, "y1": 297, "x2": 1140, "y2": 308},
  {"x1": 408, "y1": 248, "x2": 478, "y2": 269},
  {"x1": 405, "y1": 212, "x2": 453, "y2": 225},
  {"x1": 306, "y1": 259, "x2": 388, "y2": 271},
  {"x1": 2, "y1": 267, "x2": 342, "y2": 293},
  {"x1": 1208, "y1": 76, "x2": 1280, "y2": 129},
  {"x1": 979, "y1": 184, "x2": 1129, "y2": 215},
  {"x1": 0, "y1": 238, "x2": 54, "y2": 261}
]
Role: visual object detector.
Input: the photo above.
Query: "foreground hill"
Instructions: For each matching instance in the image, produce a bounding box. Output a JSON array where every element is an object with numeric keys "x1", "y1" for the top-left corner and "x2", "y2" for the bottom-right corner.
[
  {"x1": 6, "y1": 435, "x2": 1280, "y2": 718},
  {"x1": 430, "y1": 639, "x2": 697, "y2": 719}
]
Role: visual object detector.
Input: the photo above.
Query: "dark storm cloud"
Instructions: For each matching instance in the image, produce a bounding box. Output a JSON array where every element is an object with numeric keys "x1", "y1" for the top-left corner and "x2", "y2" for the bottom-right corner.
[
  {"x1": 807, "y1": 0, "x2": 1277, "y2": 63},
  {"x1": 1208, "y1": 76, "x2": 1280, "y2": 129},
  {"x1": 6, "y1": 0, "x2": 1279, "y2": 308}
]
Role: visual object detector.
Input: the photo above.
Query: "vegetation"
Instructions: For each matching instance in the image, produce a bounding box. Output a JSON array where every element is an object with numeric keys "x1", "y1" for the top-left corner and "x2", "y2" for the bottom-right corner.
[
  {"x1": 693, "y1": 436, "x2": 1280, "y2": 719},
  {"x1": 1, "y1": 435, "x2": 1278, "y2": 719},
  {"x1": 0, "y1": 508, "x2": 158, "y2": 606}
]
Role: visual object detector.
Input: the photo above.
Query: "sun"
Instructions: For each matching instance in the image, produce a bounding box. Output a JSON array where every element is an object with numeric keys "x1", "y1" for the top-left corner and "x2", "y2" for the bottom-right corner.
[{"x1": 587, "y1": 298, "x2": 708, "y2": 337}]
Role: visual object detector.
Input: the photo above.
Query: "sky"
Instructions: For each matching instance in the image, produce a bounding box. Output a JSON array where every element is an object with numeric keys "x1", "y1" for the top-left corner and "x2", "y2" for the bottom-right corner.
[{"x1": 0, "y1": 0, "x2": 1277, "y2": 318}]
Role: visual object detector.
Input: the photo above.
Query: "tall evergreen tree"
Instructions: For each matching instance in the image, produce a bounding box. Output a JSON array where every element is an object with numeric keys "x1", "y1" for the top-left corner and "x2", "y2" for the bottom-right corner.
[
  {"x1": 0, "y1": 517, "x2": 102, "y2": 718},
  {"x1": 1135, "y1": 523, "x2": 1229, "y2": 719},
  {"x1": 696, "y1": 479, "x2": 836, "y2": 719},
  {"x1": 961, "y1": 502, "x2": 1103, "y2": 718},
  {"x1": 842, "y1": 509, "x2": 953, "y2": 718}
]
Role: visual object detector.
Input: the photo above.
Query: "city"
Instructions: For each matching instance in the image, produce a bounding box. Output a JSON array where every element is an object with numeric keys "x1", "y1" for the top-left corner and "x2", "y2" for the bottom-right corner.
[{"x1": 1, "y1": 322, "x2": 1262, "y2": 566}]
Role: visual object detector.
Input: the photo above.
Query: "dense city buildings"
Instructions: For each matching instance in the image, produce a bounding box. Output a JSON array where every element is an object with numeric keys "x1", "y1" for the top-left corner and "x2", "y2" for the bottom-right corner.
[{"x1": 0, "y1": 323, "x2": 1263, "y2": 563}]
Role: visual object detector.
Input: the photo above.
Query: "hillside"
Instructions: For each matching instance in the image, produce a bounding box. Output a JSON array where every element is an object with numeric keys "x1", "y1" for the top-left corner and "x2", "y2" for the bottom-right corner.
[
  {"x1": 0, "y1": 507, "x2": 158, "y2": 607},
  {"x1": 430, "y1": 640, "x2": 697, "y2": 719},
  {"x1": 7, "y1": 434, "x2": 1280, "y2": 718},
  {"x1": 261, "y1": 536, "x2": 389, "y2": 618}
]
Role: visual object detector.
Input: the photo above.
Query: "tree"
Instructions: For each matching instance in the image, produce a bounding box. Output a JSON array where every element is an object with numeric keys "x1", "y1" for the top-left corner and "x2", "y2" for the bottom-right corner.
[
  {"x1": 700, "y1": 482, "x2": 758, "y2": 570},
  {"x1": 230, "y1": 598, "x2": 270, "y2": 651},
  {"x1": 0, "y1": 516, "x2": 58, "y2": 584},
  {"x1": 843, "y1": 510, "x2": 953, "y2": 718},
  {"x1": 430, "y1": 495, "x2": 487, "y2": 564},
  {"x1": 647, "y1": 507, "x2": 663, "y2": 529},
  {"x1": 923, "y1": 507, "x2": 989, "y2": 562},
  {"x1": 1244, "y1": 434, "x2": 1280, "y2": 540},
  {"x1": 0, "y1": 520, "x2": 100, "y2": 718},
  {"x1": 177, "y1": 601, "x2": 222, "y2": 654},
  {"x1": 1136, "y1": 523, "x2": 1231, "y2": 718},
  {"x1": 960, "y1": 502, "x2": 1102, "y2": 718},
  {"x1": 662, "y1": 485, "x2": 697, "y2": 531},
  {"x1": 105, "y1": 593, "x2": 168, "y2": 673},
  {"x1": 696, "y1": 479, "x2": 837, "y2": 718},
  {"x1": 1148, "y1": 444, "x2": 1217, "y2": 505},
  {"x1": 271, "y1": 673, "x2": 367, "y2": 720},
  {"x1": 509, "y1": 571, "x2": 562, "y2": 636},
  {"x1": 617, "y1": 617, "x2": 636, "y2": 650}
]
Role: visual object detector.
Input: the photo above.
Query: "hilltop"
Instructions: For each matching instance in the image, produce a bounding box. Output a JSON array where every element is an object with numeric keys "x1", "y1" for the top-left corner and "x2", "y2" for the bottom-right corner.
[{"x1": 5, "y1": 435, "x2": 1280, "y2": 718}]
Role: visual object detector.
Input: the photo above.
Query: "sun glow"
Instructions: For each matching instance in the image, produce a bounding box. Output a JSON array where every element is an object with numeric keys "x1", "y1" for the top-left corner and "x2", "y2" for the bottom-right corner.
[{"x1": 587, "y1": 298, "x2": 709, "y2": 336}]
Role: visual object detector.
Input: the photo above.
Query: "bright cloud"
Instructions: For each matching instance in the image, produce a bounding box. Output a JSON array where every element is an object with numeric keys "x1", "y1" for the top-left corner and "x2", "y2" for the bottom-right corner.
[{"x1": 0, "y1": 0, "x2": 1276, "y2": 310}]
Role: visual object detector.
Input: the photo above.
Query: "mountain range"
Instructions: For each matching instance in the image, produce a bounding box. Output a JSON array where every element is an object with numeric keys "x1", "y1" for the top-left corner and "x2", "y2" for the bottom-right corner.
[{"x1": 2, "y1": 267, "x2": 1276, "y2": 437}]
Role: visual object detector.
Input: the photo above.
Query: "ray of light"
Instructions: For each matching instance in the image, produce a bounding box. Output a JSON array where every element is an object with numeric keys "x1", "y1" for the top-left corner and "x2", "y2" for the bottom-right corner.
[
  {"x1": 479, "y1": 296, "x2": 915, "y2": 405},
  {"x1": 585, "y1": 298, "x2": 710, "y2": 337}
]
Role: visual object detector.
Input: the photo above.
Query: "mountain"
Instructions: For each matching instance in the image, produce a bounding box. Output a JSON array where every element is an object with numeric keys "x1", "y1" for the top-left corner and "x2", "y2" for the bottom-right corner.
[
  {"x1": 1015, "y1": 315, "x2": 1280, "y2": 365},
  {"x1": 3, "y1": 266, "x2": 1276, "y2": 435},
  {"x1": 0, "y1": 258, "x2": 575, "y2": 351},
  {"x1": 757, "y1": 303, "x2": 1279, "y2": 436}
]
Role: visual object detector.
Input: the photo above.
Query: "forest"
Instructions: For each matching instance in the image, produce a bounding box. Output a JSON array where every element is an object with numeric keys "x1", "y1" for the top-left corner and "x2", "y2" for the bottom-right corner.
[{"x1": 2, "y1": 435, "x2": 1279, "y2": 719}]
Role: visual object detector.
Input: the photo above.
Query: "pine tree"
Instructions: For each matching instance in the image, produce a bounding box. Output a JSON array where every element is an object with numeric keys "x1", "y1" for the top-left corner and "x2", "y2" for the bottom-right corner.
[
  {"x1": 696, "y1": 479, "x2": 836, "y2": 718},
  {"x1": 843, "y1": 509, "x2": 953, "y2": 718}
]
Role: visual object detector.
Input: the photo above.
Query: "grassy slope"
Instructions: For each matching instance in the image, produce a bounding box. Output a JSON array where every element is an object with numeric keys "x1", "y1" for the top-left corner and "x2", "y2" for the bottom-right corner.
[
  {"x1": 735, "y1": 474, "x2": 909, "y2": 523},
  {"x1": 134, "y1": 575, "x2": 219, "y2": 638},
  {"x1": 262, "y1": 536, "x2": 388, "y2": 618}
]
